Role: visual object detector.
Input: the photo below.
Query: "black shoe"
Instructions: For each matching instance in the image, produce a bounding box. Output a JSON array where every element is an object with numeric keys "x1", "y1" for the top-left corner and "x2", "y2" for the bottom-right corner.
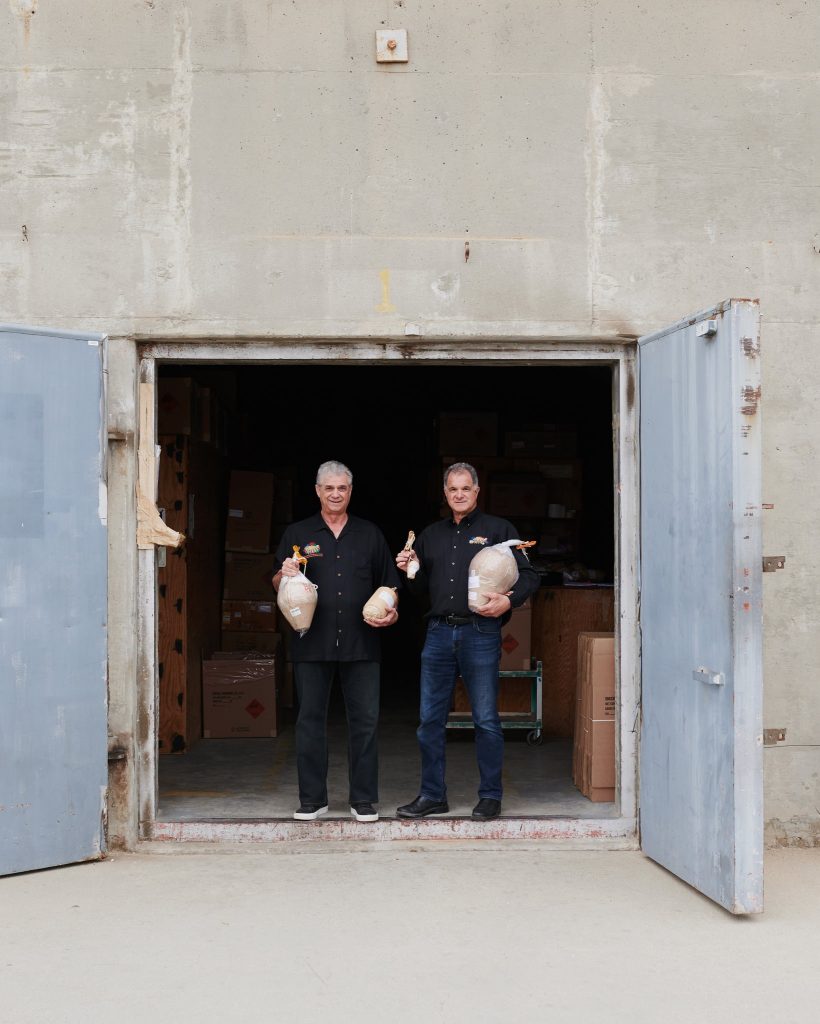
[
  {"x1": 472, "y1": 799, "x2": 501, "y2": 821},
  {"x1": 350, "y1": 803, "x2": 379, "y2": 822},
  {"x1": 396, "y1": 796, "x2": 450, "y2": 819},
  {"x1": 293, "y1": 804, "x2": 328, "y2": 821}
]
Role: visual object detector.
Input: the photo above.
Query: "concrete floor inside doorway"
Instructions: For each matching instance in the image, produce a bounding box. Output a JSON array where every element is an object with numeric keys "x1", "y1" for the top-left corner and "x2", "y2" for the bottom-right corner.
[{"x1": 158, "y1": 705, "x2": 616, "y2": 820}]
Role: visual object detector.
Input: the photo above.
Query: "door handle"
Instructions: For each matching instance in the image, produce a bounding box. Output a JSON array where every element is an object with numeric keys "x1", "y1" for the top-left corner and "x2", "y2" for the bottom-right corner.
[{"x1": 692, "y1": 667, "x2": 724, "y2": 686}]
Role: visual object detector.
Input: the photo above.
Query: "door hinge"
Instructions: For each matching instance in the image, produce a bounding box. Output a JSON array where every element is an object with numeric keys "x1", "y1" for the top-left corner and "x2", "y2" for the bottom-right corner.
[
  {"x1": 762, "y1": 555, "x2": 785, "y2": 572},
  {"x1": 763, "y1": 729, "x2": 786, "y2": 746}
]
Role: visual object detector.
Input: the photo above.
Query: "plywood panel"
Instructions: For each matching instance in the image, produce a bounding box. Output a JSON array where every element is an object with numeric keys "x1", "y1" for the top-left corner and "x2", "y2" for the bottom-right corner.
[
  {"x1": 532, "y1": 587, "x2": 615, "y2": 737},
  {"x1": 157, "y1": 435, "x2": 188, "y2": 752},
  {"x1": 185, "y1": 440, "x2": 226, "y2": 745},
  {"x1": 157, "y1": 435, "x2": 226, "y2": 752}
]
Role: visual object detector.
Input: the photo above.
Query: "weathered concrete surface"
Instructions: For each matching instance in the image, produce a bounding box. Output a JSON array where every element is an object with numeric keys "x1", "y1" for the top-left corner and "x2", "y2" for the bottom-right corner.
[
  {"x1": 2, "y1": 846, "x2": 819, "y2": 1023},
  {"x1": 1, "y1": 2, "x2": 819, "y2": 842}
]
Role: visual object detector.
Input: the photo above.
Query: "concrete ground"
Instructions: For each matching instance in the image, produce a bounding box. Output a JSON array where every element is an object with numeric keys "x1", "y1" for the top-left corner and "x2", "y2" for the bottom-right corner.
[{"x1": 3, "y1": 846, "x2": 819, "y2": 1024}]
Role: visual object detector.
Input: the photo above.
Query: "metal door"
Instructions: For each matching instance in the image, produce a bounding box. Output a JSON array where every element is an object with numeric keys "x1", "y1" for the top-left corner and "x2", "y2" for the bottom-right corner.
[
  {"x1": 0, "y1": 324, "x2": 108, "y2": 875},
  {"x1": 638, "y1": 299, "x2": 763, "y2": 914}
]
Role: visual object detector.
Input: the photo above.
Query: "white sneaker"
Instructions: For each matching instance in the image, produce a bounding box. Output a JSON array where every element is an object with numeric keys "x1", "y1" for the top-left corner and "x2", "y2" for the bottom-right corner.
[
  {"x1": 293, "y1": 804, "x2": 328, "y2": 821},
  {"x1": 350, "y1": 803, "x2": 379, "y2": 822}
]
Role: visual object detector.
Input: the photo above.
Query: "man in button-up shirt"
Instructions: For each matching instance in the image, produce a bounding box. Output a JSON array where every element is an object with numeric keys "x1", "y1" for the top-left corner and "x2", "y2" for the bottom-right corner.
[
  {"x1": 395, "y1": 462, "x2": 539, "y2": 821},
  {"x1": 273, "y1": 461, "x2": 399, "y2": 823}
]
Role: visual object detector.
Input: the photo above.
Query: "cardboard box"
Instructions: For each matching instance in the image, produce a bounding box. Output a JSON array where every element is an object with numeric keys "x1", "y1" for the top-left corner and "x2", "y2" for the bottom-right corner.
[
  {"x1": 203, "y1": 657, "x2": 279, "y2": 738},
  {"x1": 223, "y1": 552, "x2": 275, "y2": 601},
  {"x1": 438, "y1": 412, "x2": 498, "y2": 457},
  {"x1": 221, "y1": 600, "x2": 278, "y2": 632},
  {"x1": 504, "y1": 430, "x2": 577, "y2": 459},
  {"x1": 220, "y1": 631, "x2": 282, "y2": 655},
  {"x1": 487, "y1": 475, "x2": 547, "y2": 518},
  {"x1": 499, "y1": 601, "x2": 532, "y2": 672},
  {"x1": 225, "y1": 470, "x2": 274, "y2": 552},
  {"x1": 158, "y1": 378, "x2": 195, "y2": 435},
  {"x1": 573, "y1": 632, "x2": 616, "y2": 802}
]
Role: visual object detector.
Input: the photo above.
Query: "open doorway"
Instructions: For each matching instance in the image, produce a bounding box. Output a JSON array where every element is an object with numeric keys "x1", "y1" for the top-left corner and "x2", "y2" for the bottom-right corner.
[{"x1": 151, "y1": 363, "x2": 620, "y2": 823}]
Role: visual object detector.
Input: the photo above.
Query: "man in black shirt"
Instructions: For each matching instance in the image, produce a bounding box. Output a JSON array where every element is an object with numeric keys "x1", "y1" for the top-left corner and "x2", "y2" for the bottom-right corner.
[
  {"x1": 396, "y1": 462, "x2": 539, "y2": 821},
  {"x1": 273, "y1": 461, "x2": 399, "y2": 823}
]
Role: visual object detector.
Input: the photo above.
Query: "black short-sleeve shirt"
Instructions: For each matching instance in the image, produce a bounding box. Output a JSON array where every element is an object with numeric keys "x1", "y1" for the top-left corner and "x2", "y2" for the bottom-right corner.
[
  {"x1": 406, "y1": 508, "x2": 540, "y2": 621},
  {"x1": 273, "y1": 512, "x2": 400, "y2": 663}
]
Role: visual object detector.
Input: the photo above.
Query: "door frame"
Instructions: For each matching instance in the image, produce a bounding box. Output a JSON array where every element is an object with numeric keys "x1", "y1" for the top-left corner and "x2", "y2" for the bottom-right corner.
[{"x1": 135, "y1": 338, "x2": 639, "y2": 845}]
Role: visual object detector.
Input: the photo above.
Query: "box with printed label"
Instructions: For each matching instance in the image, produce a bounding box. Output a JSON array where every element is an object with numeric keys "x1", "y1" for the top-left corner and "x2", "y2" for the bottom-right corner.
[
  {"x1": 225, "y1": 470, "x2": 274, "y2": 553},
  {"x1": 221, "y1": 600, "x2": 278, "y2": 632},
  {"x1": 203, "y1": 658, "x2": 279, "y2": 738},
  {"x1": 499, "y1": 601, "x2": 532, "y2": 672}
]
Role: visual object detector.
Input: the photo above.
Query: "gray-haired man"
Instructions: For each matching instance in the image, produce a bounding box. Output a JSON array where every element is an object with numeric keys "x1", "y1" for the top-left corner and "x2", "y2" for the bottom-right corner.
[
  {"x1": 273, "y1": 461, "x2": 400, "y2": 822},
  {"x1": 396, "y1": 462, "x2": 540, "y2": 821}
]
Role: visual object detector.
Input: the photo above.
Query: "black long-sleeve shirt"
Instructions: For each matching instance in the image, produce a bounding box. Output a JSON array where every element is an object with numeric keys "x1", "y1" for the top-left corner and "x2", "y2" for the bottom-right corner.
[
  {"x1": 273, "y1": 513, "x2": 400, "y2": 662},
  {"x1": 406, "y1": 508, "x2": 540, "y2": 621}
]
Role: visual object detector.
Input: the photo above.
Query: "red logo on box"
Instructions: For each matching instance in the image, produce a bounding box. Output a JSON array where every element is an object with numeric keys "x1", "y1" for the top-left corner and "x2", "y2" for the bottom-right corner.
[
  {"x1": 246, "y1": 699, "x2": 266, "y2": 719},
  {"x1": 501, "y1": 634, "x2": 519, "y2": 654}
]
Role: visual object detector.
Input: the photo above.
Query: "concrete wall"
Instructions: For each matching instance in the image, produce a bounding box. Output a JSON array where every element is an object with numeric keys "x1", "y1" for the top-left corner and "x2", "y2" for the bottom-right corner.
[{"x1": 2, "y1": 1, "x2": 818, "y2": 843}]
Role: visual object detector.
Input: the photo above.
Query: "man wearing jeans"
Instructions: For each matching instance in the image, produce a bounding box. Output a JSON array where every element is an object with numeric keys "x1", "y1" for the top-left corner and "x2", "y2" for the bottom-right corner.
[
  {"x1": 396, "y1": 462, "x2": 540, "y2": 821},
  {"x1": 273, "y1": 461, "x2": 399, "y2": 823}
]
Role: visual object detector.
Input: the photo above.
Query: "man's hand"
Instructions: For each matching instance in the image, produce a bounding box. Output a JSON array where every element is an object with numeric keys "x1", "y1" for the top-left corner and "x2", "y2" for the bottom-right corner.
[
  {"x1": 476, "y1": 592, "x2": 512, "y2": 618},
  {"x1": 395, "y1": 549, "x2": 417, "y2": 574},
  {"x1": 280, "y1": 556, "x2": 301, "y2": 578},
  {"x1": 364, "y1": 608, "x2": 399, "y2": 628}
]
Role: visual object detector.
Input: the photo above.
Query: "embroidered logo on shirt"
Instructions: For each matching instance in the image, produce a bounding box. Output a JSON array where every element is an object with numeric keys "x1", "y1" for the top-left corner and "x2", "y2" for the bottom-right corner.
[
  {"x1": 303, "y1": 542, "x2": 322, "y2": 557},
  {"x1": 469, "y1": 536, "x2": 489, "y2": 545}
]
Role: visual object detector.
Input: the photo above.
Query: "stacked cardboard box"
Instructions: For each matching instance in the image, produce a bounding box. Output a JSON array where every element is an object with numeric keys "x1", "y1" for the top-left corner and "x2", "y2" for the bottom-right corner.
[
  {"x1": 222, "y1": 471, "x2": 276, "y2": 637},
  {"x1": 225, "y1": 470, "x2": 274, "y2": 553},
  {"x1": 437, "y1": 414, "x2": 582, "y2": 561},
  {"x1": 221, "y1": 469, "x2": 281, "y2": 682},
  {"x1": 203, "y1": 643, "x2": 282, "y2": 738},
  {"x1": 572, "y1": 632, "x2": 616, "y2": 802}
]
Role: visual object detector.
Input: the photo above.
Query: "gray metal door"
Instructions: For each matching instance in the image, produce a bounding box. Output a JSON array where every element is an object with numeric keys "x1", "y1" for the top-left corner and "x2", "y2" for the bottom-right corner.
[
  {"x1": 638, "y1": 299, "x2": 763, "y2": 914},
  {"x1": 0, "y1": 324, "x2": 108, "y2": 876}
]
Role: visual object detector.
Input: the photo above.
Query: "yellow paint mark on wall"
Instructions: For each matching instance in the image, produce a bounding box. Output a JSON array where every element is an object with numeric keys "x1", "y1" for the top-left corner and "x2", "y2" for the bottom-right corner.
[{"x1": 375, "y1": 269, "x2": 396, "y2": 314}]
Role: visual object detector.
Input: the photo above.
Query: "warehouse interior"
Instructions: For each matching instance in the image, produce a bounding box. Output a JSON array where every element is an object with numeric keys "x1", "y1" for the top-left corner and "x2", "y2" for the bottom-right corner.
[{"x1": 154, "y1": 363, "x2": 619, "y2": 821}]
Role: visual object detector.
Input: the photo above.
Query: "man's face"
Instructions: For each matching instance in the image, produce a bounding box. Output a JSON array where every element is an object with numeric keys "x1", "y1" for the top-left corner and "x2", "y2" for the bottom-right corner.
[
  {"x1": 315, "y1": 473, "x2": 352, "y2": 517},
  {"x1": 444, "y1": 470, "x2": 479, "y2": 517}
]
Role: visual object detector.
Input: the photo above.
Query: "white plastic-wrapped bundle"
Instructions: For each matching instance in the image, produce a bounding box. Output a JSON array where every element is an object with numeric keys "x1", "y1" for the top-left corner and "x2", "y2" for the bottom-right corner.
[
  {"x1": 404, "y1": 530, "x2": 420, "y2": 579},
  {"x1": 467, "y1": 539, "x2": 524, "y2": 612},
  {"x1": 277, "y1": 570, "x2": 318, "y2": 636},
  {"x1": 363, "y1": 586, "x2": 399, "y2": 621}
]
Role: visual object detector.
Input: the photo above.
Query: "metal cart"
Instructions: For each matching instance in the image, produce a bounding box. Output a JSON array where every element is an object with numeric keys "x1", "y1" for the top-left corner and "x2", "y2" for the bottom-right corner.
[{"x1": 446, "y1": 658, "x2": 543, "y2": 745}]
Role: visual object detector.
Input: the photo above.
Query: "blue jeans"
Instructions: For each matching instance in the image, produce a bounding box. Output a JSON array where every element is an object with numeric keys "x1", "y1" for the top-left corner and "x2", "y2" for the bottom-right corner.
[{"x1": 417, "y1": 618, "x2": 503, "y2": 802}]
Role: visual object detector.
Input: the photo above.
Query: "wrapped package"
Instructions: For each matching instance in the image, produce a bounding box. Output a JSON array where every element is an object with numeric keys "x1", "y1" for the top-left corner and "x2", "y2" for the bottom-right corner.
[
  {"x1": 404, "y1": 530, "x2": 420, "y2": 580},
  {"x1": 277, "y1": 548, "x2": 318, "y2": 636},
  {"x1": 467, "y1": 539, "x2": 530, "y2": 612},
  {"x1": 363, "y1": 586, "x2": 399, "y2": 621}
]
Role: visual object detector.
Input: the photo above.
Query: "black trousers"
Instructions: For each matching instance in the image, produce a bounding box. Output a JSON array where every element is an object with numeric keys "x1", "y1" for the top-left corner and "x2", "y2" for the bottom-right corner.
[{"x1": 293, "y1": 660, "x2": 380, "y2": 806}]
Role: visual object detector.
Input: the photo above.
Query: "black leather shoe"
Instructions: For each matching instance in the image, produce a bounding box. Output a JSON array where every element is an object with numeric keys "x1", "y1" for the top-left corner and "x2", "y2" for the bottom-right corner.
[
  {"x1": 472, "y1": 798, "x2": 501, "y2": 821},
  {"x1": 396, "y1": 796, "x2": 449, "y2": 818}
]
